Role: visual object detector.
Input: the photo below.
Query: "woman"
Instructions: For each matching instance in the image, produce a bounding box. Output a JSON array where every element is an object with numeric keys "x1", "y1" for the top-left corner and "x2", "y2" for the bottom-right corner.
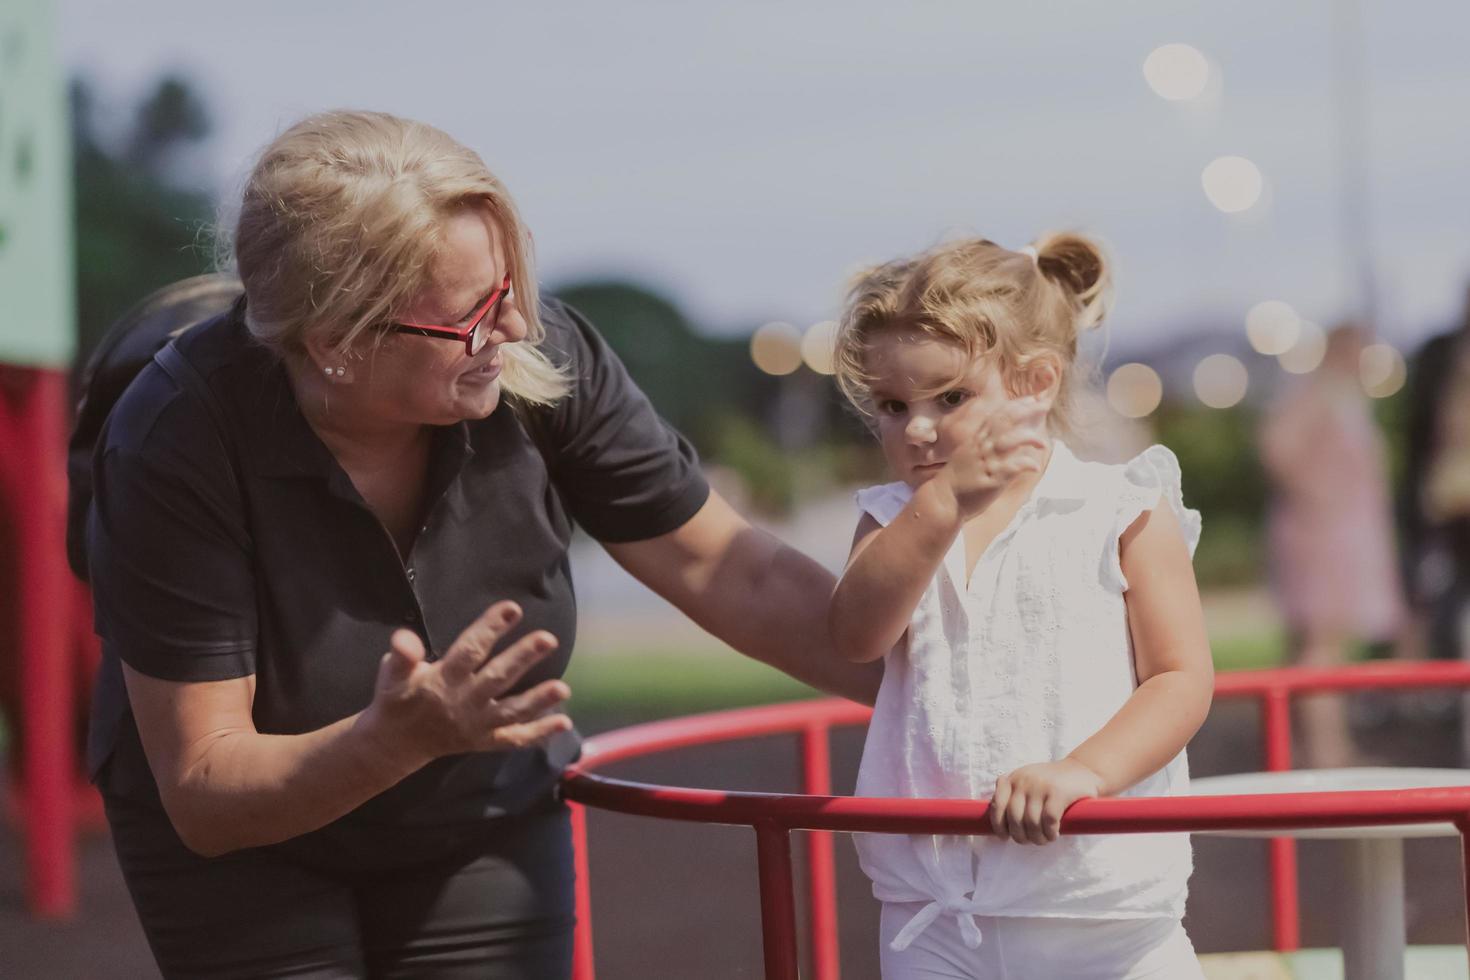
[
  {"x1": 86, "y1": 109, "x2": 879, "y2": 978},
  {"x1": 1260, "y1": 322, "x2": 1406, "y2": 767}
]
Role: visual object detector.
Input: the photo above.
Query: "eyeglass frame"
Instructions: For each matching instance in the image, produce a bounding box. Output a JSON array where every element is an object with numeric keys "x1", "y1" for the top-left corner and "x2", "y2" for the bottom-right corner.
[{"x1": 388, "y1": 274, "x2": 513, "y2": 357}]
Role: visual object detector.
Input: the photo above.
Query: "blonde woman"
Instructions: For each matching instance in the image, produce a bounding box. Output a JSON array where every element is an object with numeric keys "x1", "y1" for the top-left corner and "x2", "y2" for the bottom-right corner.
[
  {"x1": 827, "y1": 236, "x2": 1212, "y2": 978},
  {"x1": 85, "y1": 110, "x2": 878, "y2": 978}
]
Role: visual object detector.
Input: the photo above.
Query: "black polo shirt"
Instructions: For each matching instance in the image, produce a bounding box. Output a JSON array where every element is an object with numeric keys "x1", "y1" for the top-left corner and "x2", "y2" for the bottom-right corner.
[{"x1": 86, "y1": 298, "x2": 709, "y2": 869}]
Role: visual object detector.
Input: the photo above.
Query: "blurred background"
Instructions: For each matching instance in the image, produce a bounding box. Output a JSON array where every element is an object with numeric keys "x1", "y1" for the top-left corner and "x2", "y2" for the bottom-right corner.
[{"x1": 5, "y1": 0, "x2": 1470, "y2": 976}]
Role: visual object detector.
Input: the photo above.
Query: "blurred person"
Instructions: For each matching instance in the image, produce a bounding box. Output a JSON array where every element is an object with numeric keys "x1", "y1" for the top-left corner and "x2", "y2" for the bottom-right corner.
[
  {"x1": 1402, "y1": 286, "x2": 1470, "y2": 661},
  {"x1": 83, "y1": 109, "x2": 880, "y2": 979},
  {"x1": 828, "y1": 235, "x2": 1212, "y2": 979},
  {"x1": 1259, "y1": 322, "x2": 1406, "y2": 767}
]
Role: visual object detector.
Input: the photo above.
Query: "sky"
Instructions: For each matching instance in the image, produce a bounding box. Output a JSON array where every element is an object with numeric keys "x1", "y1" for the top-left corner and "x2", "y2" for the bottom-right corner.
[{"x1": 57, "y1": 1, "x2": 1470, "y2": 353}]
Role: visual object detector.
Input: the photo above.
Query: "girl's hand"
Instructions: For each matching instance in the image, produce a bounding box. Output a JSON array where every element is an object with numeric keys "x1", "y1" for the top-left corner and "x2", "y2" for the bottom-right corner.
[
  {"x1": 362, "y1": 600, "x2": 572, "y2": 770},
  {"x1": 989, "y1": 758, "x2": 1104, "y2": 845},
  {"x1": 938, "y1": 397, "x2": 1049, "y2": 519}
]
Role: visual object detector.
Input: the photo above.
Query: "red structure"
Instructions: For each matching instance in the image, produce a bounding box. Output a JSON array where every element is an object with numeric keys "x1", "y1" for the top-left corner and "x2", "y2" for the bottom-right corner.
[
  {"x1": 1, "y1": 368, "x2": 80, "y2": 918},
  {"x1": 562, "y1": 660, "x2": 1470, "y2": 980}
]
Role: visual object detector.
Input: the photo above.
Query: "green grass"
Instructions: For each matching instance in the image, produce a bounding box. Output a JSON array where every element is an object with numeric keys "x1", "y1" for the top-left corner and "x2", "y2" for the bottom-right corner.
[
  {"x1": 563, "y1": 629, "x2": 1293, "y2": 723},
  {"x1": 563, "y1": 646, "x2": 818, "y2": 722}
]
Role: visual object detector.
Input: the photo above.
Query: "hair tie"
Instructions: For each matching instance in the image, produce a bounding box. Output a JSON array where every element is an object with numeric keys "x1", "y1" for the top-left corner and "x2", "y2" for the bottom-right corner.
[{"x1": 1018, "y1": 245, "x2": 1039, "y2": 265}]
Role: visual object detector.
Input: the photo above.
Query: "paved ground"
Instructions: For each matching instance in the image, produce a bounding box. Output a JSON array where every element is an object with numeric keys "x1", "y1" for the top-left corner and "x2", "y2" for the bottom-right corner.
[{"x1": 4, "y1": 694, "x2": 1468, "y2": 979}]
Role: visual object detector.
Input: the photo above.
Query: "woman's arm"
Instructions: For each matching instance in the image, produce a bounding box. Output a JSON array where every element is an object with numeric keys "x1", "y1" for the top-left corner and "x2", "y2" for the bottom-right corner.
[
  {"x1": 129, "y1": 602, "x2": 571, "y2": 857},
  {"x1": 603, "y1": 491, "x2": 884, "y2": 704},
  {"x1": 991, "y1": 500, "x2": 1213, "y2": 844},
  {"x1": 827, "y1": 482, "x2": 963, "y2": 664}
]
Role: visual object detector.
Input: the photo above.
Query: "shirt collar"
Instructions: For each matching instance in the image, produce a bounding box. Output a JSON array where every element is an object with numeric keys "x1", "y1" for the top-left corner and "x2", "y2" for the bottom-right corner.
[{"x1": 1029, "y1": 439, "x2": 1090, "y2": 508}]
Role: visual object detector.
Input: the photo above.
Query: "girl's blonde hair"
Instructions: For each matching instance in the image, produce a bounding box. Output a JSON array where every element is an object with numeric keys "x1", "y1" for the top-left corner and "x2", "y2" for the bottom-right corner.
[
  {"x1": 833, "y1": 233, "x2": 1112, "y2": 435},
  {"x1": 220, "y1": 109, "x2": 569, "y2": 406}
]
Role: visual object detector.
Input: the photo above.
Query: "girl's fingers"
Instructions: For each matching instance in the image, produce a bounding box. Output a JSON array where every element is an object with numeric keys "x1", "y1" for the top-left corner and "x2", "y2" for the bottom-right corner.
[
  {"x1": 439, "y1": 601, "x2": 524, "y2": 680},
  {"x1": 993, "y1": 426, "x2": 1047, "y2": 454},
  {"x1": 989, "y1": 778, "x2": 1011, "y2": 837},
  {"x1": 1007, "y1": 790, "x2": 1029, "y2": 844},
  {"x1": 1024, "y1": 795, "x2": 1048, "y2": 845},
  {"x1": 1041, "y1": 798, "x2": 1064, "y2": 843}
]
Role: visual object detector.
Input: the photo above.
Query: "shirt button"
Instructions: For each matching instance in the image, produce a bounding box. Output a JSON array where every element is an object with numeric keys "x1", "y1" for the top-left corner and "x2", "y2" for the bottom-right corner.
[{"x1": 406, "y1": 566, "x2": 416, "y2": 583}]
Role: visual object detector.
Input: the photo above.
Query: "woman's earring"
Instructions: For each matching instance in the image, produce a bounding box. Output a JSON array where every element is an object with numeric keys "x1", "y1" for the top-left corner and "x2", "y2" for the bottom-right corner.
[{"x1": 323, "y1": 365, "x2": 351, "y2": 383}]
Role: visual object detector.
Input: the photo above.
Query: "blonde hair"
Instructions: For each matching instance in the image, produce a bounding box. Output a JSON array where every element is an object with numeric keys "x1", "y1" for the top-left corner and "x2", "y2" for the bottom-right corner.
[
  {"x1": 220, "y1": 109, "x2": 569, "y2": 406},
  {"x1": 832, "y1": 232, "x2": 1112, "y2": 435}
]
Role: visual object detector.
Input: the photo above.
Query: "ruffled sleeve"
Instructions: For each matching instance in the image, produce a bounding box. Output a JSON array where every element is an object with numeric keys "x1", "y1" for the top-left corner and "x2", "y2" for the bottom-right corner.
[
  {"x1": 1104, "y1": 445, "x2": 1202, "y2": 592},
  {"x1": 854, "y1": 481, "x2": 914, "y2": 527}
]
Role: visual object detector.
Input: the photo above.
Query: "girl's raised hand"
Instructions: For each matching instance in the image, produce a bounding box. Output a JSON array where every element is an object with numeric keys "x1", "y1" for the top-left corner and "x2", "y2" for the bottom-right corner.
[
  {"x1": 988, "y1": 758, "x2": 1103, "y2": 845},
  {"x1": 938, "y1": 396, "x2": 1049, "y2": 519}
]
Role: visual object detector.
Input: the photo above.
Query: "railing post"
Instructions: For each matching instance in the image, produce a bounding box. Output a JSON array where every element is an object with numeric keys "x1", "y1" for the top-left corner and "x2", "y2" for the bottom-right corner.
[
  {"x1": 570, "y1": 801, "x2": 595, "y2": 980},
  {"x1": 1458, "y1": 816, "x2": 1470, "y2": 957},
  {"x1": 1263, "y1": 688, "x2": 1299, "y2": 952},
  {"x1": 801, "y1": 722, "x2": 840, "y2": 980},
  {"x1": 12, "y1": 370, "x2": 75, "y2": 918},
  {"x1": 755, "y1": 822, "x2": 800, "y2": 980}
]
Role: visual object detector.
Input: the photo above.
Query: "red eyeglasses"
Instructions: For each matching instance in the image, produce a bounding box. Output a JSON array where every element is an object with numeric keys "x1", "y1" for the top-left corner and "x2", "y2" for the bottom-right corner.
[{"x1": 390, "y1": 275, "x2": 513, "y2": 357}]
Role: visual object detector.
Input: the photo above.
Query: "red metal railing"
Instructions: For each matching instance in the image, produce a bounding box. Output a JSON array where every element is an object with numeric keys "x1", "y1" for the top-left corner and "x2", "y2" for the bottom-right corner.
[{"x1": 562, "y1": 659, "x2": 1470, "y2": 980}]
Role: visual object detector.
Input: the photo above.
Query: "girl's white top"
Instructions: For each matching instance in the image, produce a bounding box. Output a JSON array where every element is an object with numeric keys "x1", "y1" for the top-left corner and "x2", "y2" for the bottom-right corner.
[{"x1": 852, "y1": 441, "x2": 1200, "y2": 952}]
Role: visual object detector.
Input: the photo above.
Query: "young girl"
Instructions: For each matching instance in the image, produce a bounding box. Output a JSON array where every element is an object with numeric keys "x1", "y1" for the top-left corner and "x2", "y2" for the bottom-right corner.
[{"x1": 829, "y1": 234, "x2": 1214, "y2": 979}]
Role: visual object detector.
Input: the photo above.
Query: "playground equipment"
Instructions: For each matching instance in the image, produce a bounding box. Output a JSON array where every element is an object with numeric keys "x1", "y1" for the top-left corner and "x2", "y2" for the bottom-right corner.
[{"x1": 561, "y1": 660, "x2": 1470, "y2": 980}]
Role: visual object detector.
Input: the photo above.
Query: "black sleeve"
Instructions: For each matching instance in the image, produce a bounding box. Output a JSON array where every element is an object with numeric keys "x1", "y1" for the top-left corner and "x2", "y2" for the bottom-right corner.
[
  {"x1": 1400, "y1": 335, "x2": 1451, "y2": 573},
  {"x1": 530, "y1": 300, "x2": 710, "y2": 543},
  {"x1": 87, "y1": 368, "x2": 257, "y2": 681}
]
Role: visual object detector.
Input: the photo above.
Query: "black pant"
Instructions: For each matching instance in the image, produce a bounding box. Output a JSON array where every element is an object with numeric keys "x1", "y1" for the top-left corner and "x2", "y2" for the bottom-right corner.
[{"x1": 103, "y1": 791, "x2": 575, "y2": 979}]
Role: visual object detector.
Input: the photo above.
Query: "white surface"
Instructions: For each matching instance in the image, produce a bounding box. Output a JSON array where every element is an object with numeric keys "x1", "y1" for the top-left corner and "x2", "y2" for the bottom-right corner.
[{"x1": 1190, "y1": 767, "x2": 1470, "y2": 840}]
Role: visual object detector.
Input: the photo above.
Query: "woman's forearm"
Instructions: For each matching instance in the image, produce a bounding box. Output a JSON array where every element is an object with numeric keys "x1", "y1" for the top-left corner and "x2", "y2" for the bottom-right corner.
[
  {"x1": 830, "y1": 482, "x2": 961, "y2": 663},
  {"x1": 718, "y1": 536, "x2": 885, "y2": 702},
  {"x1": 603, "y1": 492, "x2": 885, "y2": 704},
  {"x1": 165, "y1": 709, "x2": 423, "y2": 857}
]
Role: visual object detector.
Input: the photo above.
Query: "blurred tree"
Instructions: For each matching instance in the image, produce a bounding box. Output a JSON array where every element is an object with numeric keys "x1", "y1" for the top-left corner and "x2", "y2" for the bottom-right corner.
[
  {"x1": 551, "y1": 280, "x2": 765, "y2": 453},
  {"x1": 125, "y1": 76, "x2": 210, "y2": 174},
  {"x1": 1154, "y1": 403, "x2": 1268, "y2": 587},
  {"x1": 71, "y1": 74, "x2": 215, "y2": 365}
]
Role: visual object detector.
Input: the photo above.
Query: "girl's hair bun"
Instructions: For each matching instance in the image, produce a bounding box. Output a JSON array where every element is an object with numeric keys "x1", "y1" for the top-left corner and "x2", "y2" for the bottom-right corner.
[{"x1": 1033, "y1": 231, "x2": 1112, "y2": 332}]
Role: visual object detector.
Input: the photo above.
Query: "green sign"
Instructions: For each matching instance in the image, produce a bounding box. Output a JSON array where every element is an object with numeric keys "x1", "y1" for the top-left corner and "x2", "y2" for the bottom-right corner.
[{"x1": 0, "y1": 0, "x2": 74, "y2": 368}]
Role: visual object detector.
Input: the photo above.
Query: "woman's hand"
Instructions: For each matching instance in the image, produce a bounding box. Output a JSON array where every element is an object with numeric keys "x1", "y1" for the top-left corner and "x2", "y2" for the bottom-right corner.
[
  {"x1": 362, "y1": 600, "x2": 572, "y2": 770},
  {"x1": 988, "y1": 757, "x2": 1104, "y2": 845},
  {"x1": 937, "y1": 397, "x2": 1049, "y2": 519}
]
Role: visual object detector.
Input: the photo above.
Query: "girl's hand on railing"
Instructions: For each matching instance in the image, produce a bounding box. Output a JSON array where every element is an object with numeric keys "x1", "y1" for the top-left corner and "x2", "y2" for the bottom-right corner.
[{"x1": 989, "y1": 758, "x2": 1104, "y2": 844}]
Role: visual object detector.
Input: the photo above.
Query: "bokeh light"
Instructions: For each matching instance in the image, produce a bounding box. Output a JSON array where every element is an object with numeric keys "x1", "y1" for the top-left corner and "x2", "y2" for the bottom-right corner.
[
  {"x1": 1277, "y1": 320, "x2": 1327, "y2": 374},
  {"x1": 1143, "y1": 44, "x2": 1210, "y2": 101},
  {"x1": 1193, "y1": 354, "x2": 1249, "y2": 409},
  {"x1": 1106, "y1": 363, "x2": 1164, "y2": 419},
  {"x1": 1360, "y1": 343, "x2": 1407, "y2": 398},
  {"x1": 1245, "y1": 300, "x2": 1301, "y2": 355},
  {"x1": 800, "y1": 320, "x2": 837, "y2": 375},
  {"x1": 1201, "y1": 156, "x2": 1263, "y2": 213},
  {"x1": 750, "y1": 321, "x2": 803, "y2": 376}
]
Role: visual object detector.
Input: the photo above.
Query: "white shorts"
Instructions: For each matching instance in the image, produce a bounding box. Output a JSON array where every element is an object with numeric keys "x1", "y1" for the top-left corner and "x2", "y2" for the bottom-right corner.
[{"x1": 879, "y1": 902, "x2": 1205, "y2": 980}]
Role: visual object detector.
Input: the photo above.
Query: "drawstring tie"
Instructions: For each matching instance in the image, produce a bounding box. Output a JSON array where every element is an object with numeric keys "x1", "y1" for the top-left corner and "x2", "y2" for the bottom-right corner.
[{"x1": 888, "y1": 898, "x2": 985, "y2": 951}]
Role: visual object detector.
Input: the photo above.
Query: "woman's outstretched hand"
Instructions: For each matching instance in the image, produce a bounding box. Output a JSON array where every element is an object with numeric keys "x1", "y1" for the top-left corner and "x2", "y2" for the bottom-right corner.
[
  {"x1": 363, "y1": 600, "x2": 572, "y2": 770},
  {"x1": 988, "y1": 757, "x2": 1104, "y2": 845}
]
